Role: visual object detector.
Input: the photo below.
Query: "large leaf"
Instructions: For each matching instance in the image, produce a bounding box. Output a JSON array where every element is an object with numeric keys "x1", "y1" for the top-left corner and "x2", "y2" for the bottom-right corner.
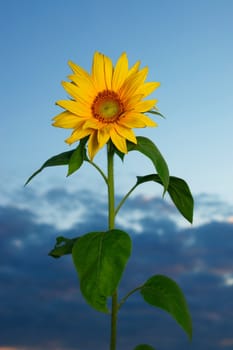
[
  {"x1": 48, "y1": 236, "x2": 79, "y2": 258},
  {"x1": 134, "y1": 345, "x2": 156, "y2": 350},
  {"x1": 136, "y1": 174, "x2": 194, "y2": 223},
  {"x1": 127, "y1": 137, "x2": 169, "y2": 193},
  {"x1": 140, "y1": 275, "x2": 192, "y2": 340},
  {"x1": 24, "y1": 149, "x2": 76, "y2": 185},
  {"x1": 72, "y1": 229, "x2": 132, "y2": 313}
]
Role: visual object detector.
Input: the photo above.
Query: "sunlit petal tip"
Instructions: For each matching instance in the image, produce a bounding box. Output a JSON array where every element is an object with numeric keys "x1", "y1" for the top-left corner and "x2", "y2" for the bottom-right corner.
[
  {"x1": 141, "y1": 66, "x2": 149, "y2": 79},
  {"x1": 127, "y1": 60, "x2": 141, "y2": 77},
  {"x1": 112, "y1": 52, "x2": 129, "y2": 91},
  {"x1": 55, "y1": 100, "x2": 63, "y2": 108},
  {"x1": 67, "y1": 60, "x2": 73, "y2": 68},
  {"x1": 68, "y1": 60, "x2": 82, "y2": 72},
  {"x1": 143, "y1": 115, "x2": 158, "y2": 127},
  {"x1": 65, "y1": 137, "x2": 74, "y2": 145},
  {"x1": 120, "y1": 52, "x2": 127, "y2": 59},
  {"x1": 61, "y1": 80, "x2": 69, "y2": 89}
]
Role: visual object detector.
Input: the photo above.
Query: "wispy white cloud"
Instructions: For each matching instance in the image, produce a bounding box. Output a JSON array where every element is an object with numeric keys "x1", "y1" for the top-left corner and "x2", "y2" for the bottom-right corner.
[{"x1": 1, "y1": 187, "x2": 233, "y2": 349}]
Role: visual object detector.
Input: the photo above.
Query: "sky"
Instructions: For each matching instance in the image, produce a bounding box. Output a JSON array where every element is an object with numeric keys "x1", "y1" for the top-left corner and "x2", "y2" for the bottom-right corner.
[{"x1": 0, "y1": 0, "x2": 233, "y2": 349}]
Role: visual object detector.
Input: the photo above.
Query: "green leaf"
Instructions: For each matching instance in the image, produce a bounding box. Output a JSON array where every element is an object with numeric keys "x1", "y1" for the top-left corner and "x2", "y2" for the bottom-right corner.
[
  {"x1": 72, "y1": 229, "x2": 132, "y2": 313},
  {"x1": 134, "y1": 345, "x2": 156, "y2": 350},
  {"x1": 136, "y1": 174, "x2": 194, "y2": 223},
  {"x1": 127, "y1": 137, "x2": 169, "y2": 193},
  {"x1": 140, "y1": 275, "x2": 192, "y2": 340},
  {"x1": 25, "y1": 137, "x2": 89, "y2": 185},
  {"x1": 24, "y1": 149, "x2": 76, "y2": 185},
  {"x1": 67, "y1": 139, "x2": 87, "y2": 176},
  {"x1": 48, "y1": 236, "x2": 79, "y2": 258}
]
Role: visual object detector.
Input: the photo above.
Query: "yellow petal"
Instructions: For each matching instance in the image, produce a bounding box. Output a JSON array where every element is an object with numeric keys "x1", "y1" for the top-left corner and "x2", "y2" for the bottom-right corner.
[
  {"x1": 92, "y1": 52, "x2": 107, "y2": 91},
  {"x1": 97, "y1": 126, "x2": 111, "y2": 148},
  {"x1": 56, "y1": 99, "x2": 91, "y2": 117},
  {"x1": 119, "y1": 113, "x2": 157, "y2": 128},
  {"x1": 68, "y1": 60, "x2": 97, "y2": 97},
  {"x1": 62, "y1": 81, "x2": 89, "y2": 104},
  {"x1": 52, "y1": 111, "x2": 82, "y2": 129},
  {"x1": 88, "y1": 131, "x2": 100, "y2": 160},
  {"x1": 68, "y1": 74, "x2": 96, "y2": 100},
  {"x1": 114, "y1": 124, "x2": 137, "y2": 144},
  {"x1": 83, "y1": 118, "x2": 101, "y2": 130},
  {"x1": 124, "y1": 93, "x2": 144, "y2": 109},
  {"x1": 133, "y1": 99, "x2": 157, "y2": 113},
  {"x1": 137, "y1": 81, "x2": 160, "y2": 97},
  {"x1": 140, "y1": 114, "x2": 158, "y2": 127},
  {"x1": 67, "y1": 77, "x2": 96, "y2": 104},
  {"x1": 65, "y1": 127, "x2": 92, "y2": 145},
  {"x1": 110, "y1": 128, "x2": 127, "y2": 154},
  {"x1": 118, "y1": 114, "x2": 146, "y2": 128},
  {"x1": 103, "y1": 55, "x2": 113, "y2": 90},
  {"x1": 68, "y1": 60, "x2": 90, "y2": 79},
  {"x1": 119, "y1": 66, "x2": 148, "y2": 100},
  {"x1": 112, "y1": 52, "x2": 128, "y2": 91},
  {"x1": 127, "y1": 60, "x2": 140, "y2": 78}
]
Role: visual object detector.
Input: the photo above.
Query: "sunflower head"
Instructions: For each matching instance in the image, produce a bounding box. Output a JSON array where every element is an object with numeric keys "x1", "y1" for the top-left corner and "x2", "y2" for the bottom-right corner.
[{"x1": 52, "y1": 52, "x2": 160, "y2": 160}]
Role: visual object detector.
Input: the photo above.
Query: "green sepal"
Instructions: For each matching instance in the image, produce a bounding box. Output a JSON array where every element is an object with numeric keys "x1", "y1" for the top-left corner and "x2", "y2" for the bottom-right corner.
[
  {"x1": 127, "y1": 137, "x2": 170, "y2": 194},
  {"x1": 140, "y1": 275, "x2": 192, "y2": 340},
  {"x1": 72, "y1": 229, "x2": 132, "y2": 313},
  {"x1": 136, "y1": 174, "x2": 194, "y2": 223},
  {"x1": 112, "y1": 144, "x2": 125, "y2": 161},
  {"x1": 48, "y1": 236, "x2": 79, "y2": 258},
  {"x1": 147, "y1": 109, "x2": 166, "y2": 119},
  {"x1": 133, "y1": 345, "x2": 156, "y2": 350},
  {"x1": 67, "y1": 138, "x2": 87, "y2": 176}
]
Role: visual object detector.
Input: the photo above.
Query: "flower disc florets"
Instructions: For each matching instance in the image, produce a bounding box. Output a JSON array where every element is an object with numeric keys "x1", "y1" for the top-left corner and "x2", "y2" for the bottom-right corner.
[{"x1": 92, "y1": 90, "x2": 124, "y2": 123}]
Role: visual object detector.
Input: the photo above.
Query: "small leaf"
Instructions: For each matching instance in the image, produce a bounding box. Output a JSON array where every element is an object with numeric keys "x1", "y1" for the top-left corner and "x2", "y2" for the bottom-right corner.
[
  {"x1": 48, "y1": 236, "x2": 79, "y2": 258},
  {"x1": 72, "y1": 229, "x2": 132, "y2": 313},
  {"x1": 136, "y1": 174, "x2": 194, "y2": 223},
  {"x1": 67, "y1": 140, "x2": 87, "y2": 176},
  {"x1": 127, "y1": 137, "x2": 169, "y2": 193},
  {"x1": 134, "y1": 345, "x2": 156, "y2": 350},
  {"x1": 25, "y1": 137, "x2": 89, "y2": 185},
  {"x1": 25, "y1": 149, "x2": 76, "y2": 185},
  {"x1": 140, "y1": 275, "x2": 192, "y2": 340}
]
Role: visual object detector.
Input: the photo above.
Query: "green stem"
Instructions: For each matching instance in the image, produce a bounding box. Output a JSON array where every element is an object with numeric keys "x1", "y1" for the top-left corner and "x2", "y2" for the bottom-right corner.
[
  {"x1": 115, "y1": 183, "x2": 138, "y2": 217},
  {"x1": 110, "y1": 290, "x2": 118, "y2": 350},
  {"x1": 107, "y1": 143, "x2": 115, "y2": 231},
  {"x1": 87, "y1": 159, "x2": 108, "y2": 185},
  {"x1": 107, "y1": 142, "x2": 118, "y2": 350},
  {"x1": 118, "y1": 285, "x2": 143, "y2": 309}
]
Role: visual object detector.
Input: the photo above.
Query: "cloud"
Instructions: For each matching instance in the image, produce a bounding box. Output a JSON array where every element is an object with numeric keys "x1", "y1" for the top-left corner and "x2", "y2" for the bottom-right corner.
[{"x1": 0, "y1": 188, "x2": 233, "y2": 349}]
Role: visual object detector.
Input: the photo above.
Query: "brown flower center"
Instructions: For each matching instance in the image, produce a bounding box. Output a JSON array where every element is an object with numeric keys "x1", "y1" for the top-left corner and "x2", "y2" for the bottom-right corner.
[{"x1": 91, "y1": 90, "x2": 124, "y2": 123}]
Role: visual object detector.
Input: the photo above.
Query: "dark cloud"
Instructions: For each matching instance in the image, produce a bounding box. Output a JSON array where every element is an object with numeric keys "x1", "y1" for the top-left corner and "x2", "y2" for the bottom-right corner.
[{"x1": 0, "y1": 189, "x2": 233, "y2": 350}]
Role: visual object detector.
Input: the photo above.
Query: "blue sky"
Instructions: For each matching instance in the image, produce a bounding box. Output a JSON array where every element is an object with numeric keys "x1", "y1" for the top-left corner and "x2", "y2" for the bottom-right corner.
[
  {"x1": 1, "y1": 0, "x2": 233, "y2": 202},
  {"x1": 1, "y1": 0, "x2": 233, "y2": 349}
]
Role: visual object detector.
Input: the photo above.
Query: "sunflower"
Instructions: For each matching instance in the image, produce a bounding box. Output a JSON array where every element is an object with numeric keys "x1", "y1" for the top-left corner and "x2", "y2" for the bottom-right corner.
[{"x1": 53, "y1": 52, "x2": 160, "y2": 160}]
